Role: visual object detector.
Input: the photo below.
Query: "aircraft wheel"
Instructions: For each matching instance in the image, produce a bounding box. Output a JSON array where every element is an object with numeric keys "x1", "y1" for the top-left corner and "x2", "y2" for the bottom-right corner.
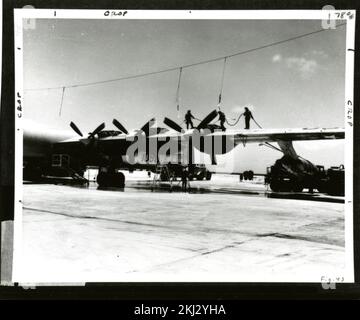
[
  {"x1": 196, "y1": 173, "x2": 205, "y2": 180},
  {"x1": 327, "y1": 184, "x2": 344, "y2": 196},
  {"x1": 248, "y1": 170, "x2": 254, "y2": 181},
  {"x1": 97, "y1": 172, "x2": 125, "y2": 188},
  {"x1": 113, "y1": 172, "x2": 125, "y2": 187},
  {"x1": 160, "y1": 171, "x2": 168, "y2": 181},
  {"x1": 280, "y1": 183, "x2": 293, "y2": 192},
  {"x1": 96, "y1": 172, "x2": 107, "y2": 187},
  {"x1": 243, "y1": 171, "x2": 249, "y2": 180},
  {"x1": 317, "y1": 180, "x2": 328, "y2": 193},
  {"x1": 270, "y1": 180, "x2": 281, "y2": 192},
  {"x1": 292, "y1": 183, "x2": 304, "y2": 193}
]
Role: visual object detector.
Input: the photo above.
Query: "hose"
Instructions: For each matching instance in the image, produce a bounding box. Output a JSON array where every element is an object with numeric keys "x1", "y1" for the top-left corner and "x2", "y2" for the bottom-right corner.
[
  {"x1": 252, "y1": 117, "x2": 262, "y2": 129},
  {"x1": 226, "y1": 114, "x2": 242, "y2": 126},
  {"x1": 225, "y1": 113, "x2": 263, "y2": 129}
]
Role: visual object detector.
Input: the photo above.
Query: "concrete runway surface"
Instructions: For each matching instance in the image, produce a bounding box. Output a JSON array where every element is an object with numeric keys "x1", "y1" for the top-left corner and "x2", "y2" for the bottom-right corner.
[{"x1": 18, "y1": 173, "x2": 345, "y2": 283}]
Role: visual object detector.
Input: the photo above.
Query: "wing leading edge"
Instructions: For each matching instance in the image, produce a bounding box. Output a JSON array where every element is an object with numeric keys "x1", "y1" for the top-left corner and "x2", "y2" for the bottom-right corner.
[
  {"x1": 208, "y1": 127, "x2": 345, "y2": 144},
  {"x1": 56, "y1": 127, "x2": 345, "y2": 145}
]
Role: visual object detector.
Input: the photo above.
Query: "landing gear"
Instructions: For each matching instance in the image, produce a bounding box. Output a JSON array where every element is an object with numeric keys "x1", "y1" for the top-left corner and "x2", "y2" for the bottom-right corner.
[
  {"x1": 160, "y1": 170, "x2": 169, "y2": 182},
  {"x1": 292, "y1": 183, "x2": 304, "y2": 193},
  {"x1": 269, "y1": 179, "x2": 282, "y2": 192},
  {"x1": 243, "y1": 170, "x2": 254, "y2": 181},
  {"x1": 195, "y1": 172, "x2": 205, "y2": 180},
  {"x1": 97, "y1": 171, "x2": 125, "y2": 188}
]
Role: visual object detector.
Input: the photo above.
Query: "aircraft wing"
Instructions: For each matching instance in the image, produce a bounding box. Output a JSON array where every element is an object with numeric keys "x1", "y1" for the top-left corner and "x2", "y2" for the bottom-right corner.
[
  {"x1": 57, "y1": 127, "x2": 344, "y2": 145},
  {"x1": 209, "y1": 127, "x2": 345, "y2": 144}
]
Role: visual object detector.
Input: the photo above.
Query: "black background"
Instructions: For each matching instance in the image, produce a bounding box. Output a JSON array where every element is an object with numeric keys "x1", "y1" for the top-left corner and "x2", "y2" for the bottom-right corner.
[{"x1": 0, "y1": 0, "x2": 359, "y2": 300}]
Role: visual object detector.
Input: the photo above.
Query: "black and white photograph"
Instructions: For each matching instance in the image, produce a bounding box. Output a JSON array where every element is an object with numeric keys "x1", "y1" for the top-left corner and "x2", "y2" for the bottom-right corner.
[{"x1": 12, "y1": 9, "x2": 355, "y2": 284}]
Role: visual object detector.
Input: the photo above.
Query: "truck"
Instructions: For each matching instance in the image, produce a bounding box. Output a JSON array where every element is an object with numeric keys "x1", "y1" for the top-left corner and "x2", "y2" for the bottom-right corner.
[{"x1": 265, "y1": 155, "x2": 344, "y2": 196}]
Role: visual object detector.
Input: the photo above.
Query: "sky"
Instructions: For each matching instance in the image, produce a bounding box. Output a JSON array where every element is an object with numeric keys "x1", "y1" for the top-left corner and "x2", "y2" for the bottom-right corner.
[{"x1": 23, "y1": 19, "x2": 346, "y2": 173}]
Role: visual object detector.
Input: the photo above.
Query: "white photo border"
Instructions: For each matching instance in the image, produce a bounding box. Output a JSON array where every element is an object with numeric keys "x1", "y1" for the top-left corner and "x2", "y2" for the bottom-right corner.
[{"x1": 13, "y1": 9, "x2": 356, "y2": 284}]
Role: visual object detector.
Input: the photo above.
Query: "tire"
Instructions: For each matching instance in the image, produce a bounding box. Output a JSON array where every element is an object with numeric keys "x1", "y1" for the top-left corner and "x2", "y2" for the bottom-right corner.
[
  {"x1": 97, "y1": 172, "x2": 108, "y2": 187},
  {"x1": 270, "y1": 180, "x2": 281, "y2": 192},
  {"x1": 327, "y1": 185, "x2": 344, "y2": 196},
  {"x1": 113, "y1": 172, "x2": 125, "y2": 187},
  {"x1": 248, "y1": 170, "x2": 254, "y2": 181},
  {"x1": 243, "y1": 171, "x2": 249, "y2": 180},
  {"x1": 196, "y1": 173, "x2": 205, "y2": 180},
  {"x1": 206, "y1": 172, "x2": 212, "y2": 181},
  {"x1": 270, "y1": 180, "x2": 293, "y2": 192},
  {"x1": 281, "y1": 182, "x2": 293, "y2": 192},
  {"x1": 292, "y1": 184, "x2": 304, "y2": 192},
  {"x1": 317, "y1": 180, "x2": 328, "y2": 193},
  {"x1": 160, "y1": 171, "x2": 168, "y2": 181},
  {"x1": 97, "y1": 172, "x2": 125, "y2": 188}
]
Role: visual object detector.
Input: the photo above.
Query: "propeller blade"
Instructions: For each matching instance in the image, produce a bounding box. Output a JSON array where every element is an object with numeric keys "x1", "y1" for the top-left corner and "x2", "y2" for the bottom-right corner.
[
  {"x1": 140, "y1": 118, "x2": 155, "y2": 135},
  {"x1": 197, "y1": 109, "x2": 218, "y2": 130},
  {"x1": 112, "y1": 119, "x2": 128, "y2": 134},
  {"x1": 163, "y1": 117, "x2": 183, "y2": 133},
  {"x1": 70, "y1": 121, "x2": 83, "y2": 137},
  {"x1": 88, "y1": 123, "x2": 105, "y2": 139}
]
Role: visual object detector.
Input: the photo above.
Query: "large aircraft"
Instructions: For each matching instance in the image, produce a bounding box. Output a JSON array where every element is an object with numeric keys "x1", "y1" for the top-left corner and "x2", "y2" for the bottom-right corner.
[{"x1": 23, "y1": 109, "x2": 344, "y2": 191}]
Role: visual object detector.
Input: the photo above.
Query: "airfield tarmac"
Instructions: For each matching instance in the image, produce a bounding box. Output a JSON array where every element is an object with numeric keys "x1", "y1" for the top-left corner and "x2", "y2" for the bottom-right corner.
[{"x1": 18, "y1": 173, "x2": 346, "y2": 283}]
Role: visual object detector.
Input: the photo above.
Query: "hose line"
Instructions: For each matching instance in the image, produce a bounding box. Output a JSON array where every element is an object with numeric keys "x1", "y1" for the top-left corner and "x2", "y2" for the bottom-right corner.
[
  {"x1": 225, "y1": 113, "x2": 263, "y2": 129},
  {"x1": 226, "y1": 114, "x2": 242, "y2": 126}
]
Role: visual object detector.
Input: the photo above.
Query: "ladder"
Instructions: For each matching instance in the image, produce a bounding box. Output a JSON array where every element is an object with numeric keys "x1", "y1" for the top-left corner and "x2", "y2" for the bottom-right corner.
[{"x1": 151, "y1": 163, "x2": 174, "y2": 192}]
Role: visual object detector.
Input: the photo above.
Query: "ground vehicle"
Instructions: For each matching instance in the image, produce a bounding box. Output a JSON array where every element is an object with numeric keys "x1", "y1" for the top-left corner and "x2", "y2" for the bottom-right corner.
[
  {"x1": 239, "y1": 170, "x2": 254, "y2": 181},
  {"x1": 158, "y1": 164, "x2": 212, "y2": 181},
  {"x1": 265, "y1": 155, "x2": 344, "y2": 196},
  {"x1": 317, "y1": 165, "x2": 345, "y2": 196}
]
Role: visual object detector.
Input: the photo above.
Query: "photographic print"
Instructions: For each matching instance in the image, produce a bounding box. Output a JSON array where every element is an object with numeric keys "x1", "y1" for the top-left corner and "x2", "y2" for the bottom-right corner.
[{"x1": 13, "y1": 9, "x2": 355, "y2": 283}]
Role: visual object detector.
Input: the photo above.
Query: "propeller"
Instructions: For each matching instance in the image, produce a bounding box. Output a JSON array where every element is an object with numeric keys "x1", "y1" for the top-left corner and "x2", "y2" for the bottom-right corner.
[
  {"x1": 69, "y1": 122, "x2": 105, "y2": 139},
  {"x1": 163, "y1": 117, "x2": 183, "y2": 133},
  {"x1": 88, "y1": 123, "x2": 105, "y2": 139},
  {"x1": 140, "y1": 118, "x2": 156, "y2": 135},
  {"x1": 196, "y1": 109, "x2": 218, "y2": 130},
  {"x1": 70, "y1": 121, "x2": 83, "y2": 137},
  {"x1": 112, "y1": 119, "x2": 129, "y2": 134},
  {"x1": 163, "y1": 109, "x2": 219, "y2": 132}
]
